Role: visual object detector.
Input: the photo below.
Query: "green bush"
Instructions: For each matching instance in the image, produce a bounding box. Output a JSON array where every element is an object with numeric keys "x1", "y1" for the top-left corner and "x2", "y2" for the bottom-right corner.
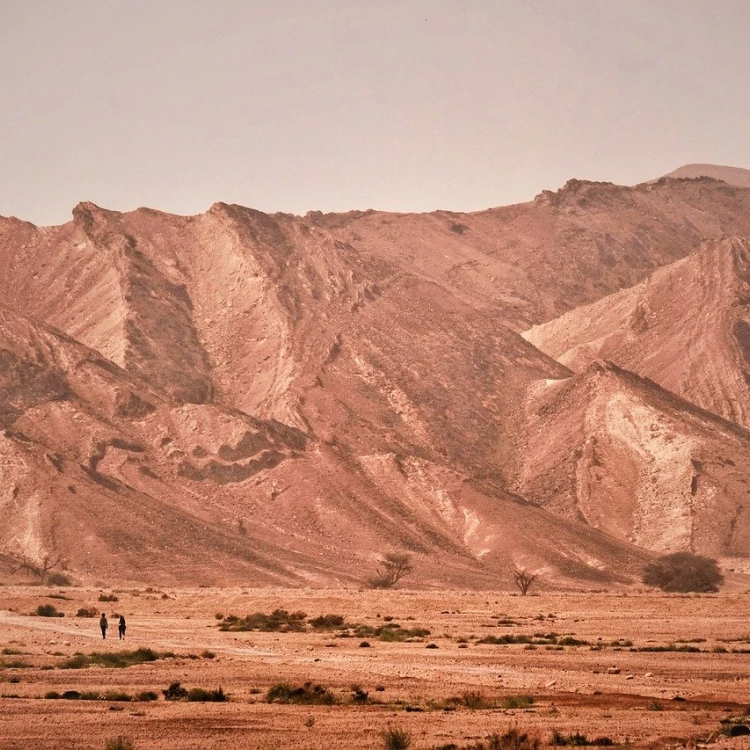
[{"x1": 642, "y1": 551, "x2": 723, "y2": 593}]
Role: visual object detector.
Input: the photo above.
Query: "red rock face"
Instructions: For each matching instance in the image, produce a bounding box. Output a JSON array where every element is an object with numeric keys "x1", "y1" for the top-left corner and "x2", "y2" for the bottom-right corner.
[{"x1": 2, "y1": 173, "x2": 750, "y2": 586}]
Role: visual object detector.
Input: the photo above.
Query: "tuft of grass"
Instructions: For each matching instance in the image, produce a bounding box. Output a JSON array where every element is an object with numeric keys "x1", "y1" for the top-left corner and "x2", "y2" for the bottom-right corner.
[
  {"x1": 551, "y1": 731, "x2": 615, "y2": 746},
  {"x1": 1, "y1": 659, "x2": 31, "y2": 669},
  {"x1": 461, "y1": 690, "x2": 491, "y2": 710},
  {"x1": 104, "y1": 736, "x2": 134, "y2": 750},
  {"x1": 500, "y1": 694, "x2": 535, "y2": 709},
  {"x1": 266, "y1": 681, "x2": 336, "y2": 705},
  {"x1": 59, "y1": 648, "x2": 167, "y2": 669},
  {"x1": 382, "y1": 726, "x2": 412, "y2": 750},
  {"x1": 434, "y1": 729, "x2": 543, "y2": 749}
]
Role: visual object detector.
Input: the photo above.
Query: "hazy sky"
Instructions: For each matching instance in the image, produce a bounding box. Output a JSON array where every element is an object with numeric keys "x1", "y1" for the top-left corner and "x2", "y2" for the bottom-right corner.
[{"x1": 2, "y1": 0, "x2": 749, "y2": 225}]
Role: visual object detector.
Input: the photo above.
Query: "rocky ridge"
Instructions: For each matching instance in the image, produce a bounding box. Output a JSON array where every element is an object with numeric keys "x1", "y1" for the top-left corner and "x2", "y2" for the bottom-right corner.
[{"x1": 2, "y1": 168, "x2": 750, "y2": 586}]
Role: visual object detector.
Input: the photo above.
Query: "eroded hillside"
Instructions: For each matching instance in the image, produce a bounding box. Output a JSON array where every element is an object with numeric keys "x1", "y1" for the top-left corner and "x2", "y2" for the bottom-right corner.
[{"x1": 2, "y1": 172, "x2": 750, "y2": 586}]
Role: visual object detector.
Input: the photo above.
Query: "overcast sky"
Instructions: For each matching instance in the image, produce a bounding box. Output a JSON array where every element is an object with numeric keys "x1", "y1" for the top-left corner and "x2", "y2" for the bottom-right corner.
[{"x1": 1, "y1": 0, "x2": 748, "y2": 225}]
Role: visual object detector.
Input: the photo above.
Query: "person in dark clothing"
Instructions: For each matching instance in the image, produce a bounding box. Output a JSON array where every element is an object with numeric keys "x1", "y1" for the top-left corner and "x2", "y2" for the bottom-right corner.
[
  {"x1": 100, "y1": 613, "x2": 108, "y2": 640},
  {"x1": 118, "y1": 615, "x2": 126, "y2": 640}
]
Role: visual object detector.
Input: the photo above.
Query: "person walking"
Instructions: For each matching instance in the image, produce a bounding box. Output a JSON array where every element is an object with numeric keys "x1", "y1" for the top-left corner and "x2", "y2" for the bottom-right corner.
[
  {"x1": 99, "y1": 612, "x2": 108, "y2": 640},
  {"x1": 118, "y1": 615, "x2": 126, "y2": 640}
]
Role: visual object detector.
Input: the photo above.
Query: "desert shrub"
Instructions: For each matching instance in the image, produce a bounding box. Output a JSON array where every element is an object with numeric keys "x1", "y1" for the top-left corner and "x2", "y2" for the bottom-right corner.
[
  {"x1": 642, "y1": 551, "x2": 723, "y2": 593},
  {"x1": 435, "y1": 729, "x2": 543, "y2": 749},
  {"x1": 47, "y1": 572, "x2": 72, "y2": 586},
  {"x1": 187, "y1": 686, "x2": 227, "y2": 702},
  {"x1": 76, "y1": 607, "x2": 98, "y2": 618},
  {"x1": 59, "y1": 648, "x2": 164, "y2": 669},
  {"x1": 136, "y1": 691, "x2": 158, "y2": 702},
  {"x1": 1, "y1": 659, "x2": 30, "y2": 668},
  {"x1": 103, "y1": 691, "x2": 132, "y2": 702},
  {"x1": 163, "y1": 682, "x2": 188, "y2": 700},
  {"x1": 45, "y1": 691, "x2": 61, "y2": 699},
  {"x1": 219, "y1": 609, "x2": 307, "y2": 632},
  {"x1": 35, "y1": 604, "x2": 63, "y2": 617},
  {"x1": 350, "y1": 684, "x2": 369, "y2": 703},
  {"x1": 201, "y1": 650, "x2": 216, "y2": 659},
  {"x1": 551, "y1": 731, "x2": 615, "y2": 746},
  {"x1": 637, "y1": 643, "x2": 701, "y2": 653},
  {"x1": 309, "y1": 614, "x2": 345, "y2": 629},
  {"x1": 558, "y1": 637, "x2": 589, "y2": 646},
  {"x1": 348, "y1": 622, "x2": 430, "y2": 642},
  {"x1": 1, "y1": 648, "x2": 23, "y2": 655},
  {"x1": 99, "y1": 594, "x2": 119, "y2": 602},
  {"x1": 500, "y1": 694, "x2": 535, "y2": 709},
  {"x1": 266, "y1": 681, "x2": 336, "y2": 705},
  {"x1": 460, "y1": 690, "x2": 491, "y2": 710},
  {"x1": 104, "y1": 736, "x2": 134, "y2": 750},
  {"x1": 382, "y1": 726, "x2": 412, "y2": 750}
]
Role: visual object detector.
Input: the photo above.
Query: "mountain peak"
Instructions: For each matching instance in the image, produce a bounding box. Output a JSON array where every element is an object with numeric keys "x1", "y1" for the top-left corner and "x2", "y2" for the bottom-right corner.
[{"x1": 655, "y1": 163, "x2": 750, "y2": 188}]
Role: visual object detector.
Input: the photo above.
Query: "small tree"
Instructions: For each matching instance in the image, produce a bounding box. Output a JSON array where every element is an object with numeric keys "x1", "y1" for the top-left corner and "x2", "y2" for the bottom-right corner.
[
  {"x1": 368, "y1": 553, "x2": 413, "y2": 589},
  {"x1": 11, "y1": 553, "x2": 68, "y2": 584},
  {"x1": 512, "y1": 568, "x2": 536, "y2": 595},
  {"x1": 643, "y1": 551, "x2": 723, "y2": 593}
]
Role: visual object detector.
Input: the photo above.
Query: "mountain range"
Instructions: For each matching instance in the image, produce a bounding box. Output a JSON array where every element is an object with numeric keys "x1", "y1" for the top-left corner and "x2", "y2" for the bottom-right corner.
[{"x1": 2, "y1": 164, "x2": 750, "y2": 587}]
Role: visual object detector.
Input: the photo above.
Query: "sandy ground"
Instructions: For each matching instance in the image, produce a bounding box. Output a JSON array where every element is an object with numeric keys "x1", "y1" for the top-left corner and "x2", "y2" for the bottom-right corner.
[{"x1": 2, "y1": 586, "x2": 750, "y2": 749}]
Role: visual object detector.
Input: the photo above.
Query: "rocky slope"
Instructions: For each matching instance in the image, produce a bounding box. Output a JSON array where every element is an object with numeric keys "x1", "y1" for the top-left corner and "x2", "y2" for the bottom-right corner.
[
  {"x1": 523, "y1": 237, "x2": 750, "y2": 428},
  {"x1": 3, "y1": 171, "x2": 750, "y2": 586},
  {"x1": 516, "y1": 361, "x2": 750, "y2": 563}
]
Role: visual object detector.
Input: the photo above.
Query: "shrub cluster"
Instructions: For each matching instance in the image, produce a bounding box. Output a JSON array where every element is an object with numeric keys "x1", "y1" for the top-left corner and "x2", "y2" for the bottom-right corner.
[
  {"x1": 59, "y1": 648, "x2": 171, "y2": 669},
  {"x1": 219, "y1": 609, "x2": 307, "y2": 632},
  {"x1": 266, "y1": 681, "x2": 336, "y2": 705}
]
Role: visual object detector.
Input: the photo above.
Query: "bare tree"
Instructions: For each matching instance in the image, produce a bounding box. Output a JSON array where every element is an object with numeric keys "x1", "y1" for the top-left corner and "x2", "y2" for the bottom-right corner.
[
  {"x1": 367, "y1": 553, "x2": 414, "y2": 589},
  {"x1": 512, "y1": 568, "x2": 536, "y2": 596},
  {"x1": 11, "y1": 553, "x2": 67, "y2": 583}
]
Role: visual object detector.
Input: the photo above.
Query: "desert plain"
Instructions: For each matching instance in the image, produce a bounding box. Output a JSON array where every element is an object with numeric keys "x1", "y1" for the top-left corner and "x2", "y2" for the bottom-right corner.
[{"x1": 3, "y1": 585, "x2": 750, "y2": 749}]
